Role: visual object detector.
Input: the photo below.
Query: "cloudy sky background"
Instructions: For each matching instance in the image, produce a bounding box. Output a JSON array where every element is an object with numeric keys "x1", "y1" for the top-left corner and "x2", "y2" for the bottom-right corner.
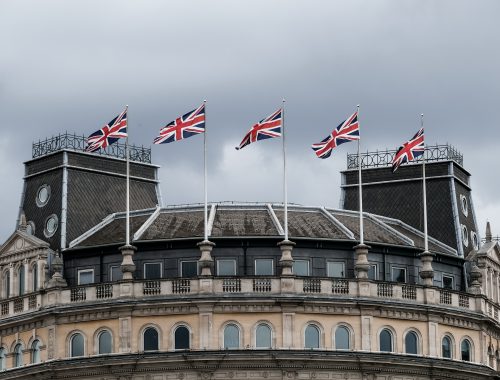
[{"x1": 0, "y1": 0, "x2": 499, "y2": 243}]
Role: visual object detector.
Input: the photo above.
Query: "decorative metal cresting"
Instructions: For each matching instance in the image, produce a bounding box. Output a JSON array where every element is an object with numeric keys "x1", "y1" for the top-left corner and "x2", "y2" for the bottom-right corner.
[
  {"x1": 347, "y1": 144, "x2": 463, "y2": 169},
  {"x1": 32, "y1": 132, "x2": 151, "y2": 163}
]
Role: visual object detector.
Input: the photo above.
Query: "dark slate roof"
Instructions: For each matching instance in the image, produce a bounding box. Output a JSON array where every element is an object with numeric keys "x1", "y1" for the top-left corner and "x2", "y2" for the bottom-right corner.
[
  {"x1": 211, "y1": 208, "x2": 278, "y2": 237},
  {"x1": 68, "y1": 203, "x2": 457, "y2": 255}
]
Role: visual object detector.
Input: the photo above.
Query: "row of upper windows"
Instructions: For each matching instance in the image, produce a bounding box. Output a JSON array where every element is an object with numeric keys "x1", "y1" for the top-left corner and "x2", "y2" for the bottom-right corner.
[
  {"x1": 65, "y1": 324, "x2": 474, "y2": 363},
  {"x1": 76, "y1": 260, "x2": 456, "y2": 289},
  {"x1": 0, "y1": 340, "x2": 42, "y2": 370},
  {"x1": 1, "y1": 264, "x2": 39, "y2": 299}
]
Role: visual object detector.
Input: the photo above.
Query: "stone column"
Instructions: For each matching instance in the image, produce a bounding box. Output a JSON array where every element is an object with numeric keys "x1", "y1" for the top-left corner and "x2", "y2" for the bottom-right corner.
[
  {"x1": 119, "y1": 245, "x2": 137, "y2": 281},
  {"x1": 354, "y1": 244, "x2": 370, "y2": 279},
  {"x1": 278, "y1": 240, "x2": 295, "y2": 293},
  {"x1": 198, "y1": 240, "x2": 215, "y2": 294},
  {"x1": 468, "y1": 265, "x2": 483, "y2": 295},
  {"x1": 418, "y1": 250, "x2": 435, "y2": 286}
]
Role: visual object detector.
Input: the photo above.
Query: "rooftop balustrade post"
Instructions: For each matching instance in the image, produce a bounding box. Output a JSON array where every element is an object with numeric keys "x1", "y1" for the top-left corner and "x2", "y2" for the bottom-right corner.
[
  {"x1": 197, "y1": 240, "x2": 215, "y2": 294},
  {"x1": 354, "y1": 244, "x2": 371, "y2": 296},
  {"x1": 418, "y1": 251, "x2": 435, "y2": 287},
  {"x1": 119, "y1": 245, "x2": 137, "y2": 281},
  {"x1": 278, "y1": 240, "x2": 296, "y2": 293}
]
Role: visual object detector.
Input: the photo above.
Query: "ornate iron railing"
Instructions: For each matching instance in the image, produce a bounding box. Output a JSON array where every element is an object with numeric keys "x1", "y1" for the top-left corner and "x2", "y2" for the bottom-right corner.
[
  {"x1": 347, "y1": 144, "x2": 463, "y2": 169},
  {"x1": 32, "y1": 133, "x2": 151, "y2": 163}
]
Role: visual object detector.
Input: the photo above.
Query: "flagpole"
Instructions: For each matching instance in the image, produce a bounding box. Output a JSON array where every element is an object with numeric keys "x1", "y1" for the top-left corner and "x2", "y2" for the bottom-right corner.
[
  {"x1": 203, "y1": 100, "x2": 208, "y2": 242},
  {"x1": 357, "y1": 105, "x2": 363, "y2": 245},
  {"x1": 421, "y1": 113, "x2": 428, "y2": 252},
  {"x1": 125, "y1": 105, "x2": 130, "y2": 246},
  {"x1": 282, "y1": 99, "x2": 288, "y2": 241}
]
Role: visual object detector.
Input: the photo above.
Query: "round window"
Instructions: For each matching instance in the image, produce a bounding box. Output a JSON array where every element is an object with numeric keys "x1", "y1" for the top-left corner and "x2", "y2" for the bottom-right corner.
[
  {"x1": 36, "y1": 185, "x2": 51, "y2": 207},
  {"x1": 26, "y1": 221, "x2": 35, "y2": 236},
  {"x1": 44, "y1": 215, "x2": 58, "y2": 238},
  {"x1": 460, "y1": 195, "x2": 468, "y2": 217},
  {"x1": 471, "y1": 231, "x2": 479, "y2": 250},
  {"x1": 461, "y1": 225, "x2": 469, "y2": 248}
]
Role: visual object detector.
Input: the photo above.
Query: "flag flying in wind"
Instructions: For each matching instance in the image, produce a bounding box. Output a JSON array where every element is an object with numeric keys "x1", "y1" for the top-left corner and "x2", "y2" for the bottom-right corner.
[
  {"x1": 235, "y1": 108, "x2": 282, "y2": 150},
  {"x1": 85, "y1": 108, "x2": 128, "y2": 152},
  {"x1": 153, "y1": 104, "x2": 205, "y2": 144},
  {"x1": 311, "y1": 111, "x2": 360, "y2": 159},
  {"x1": 391, "y1": 128, "x2": 425, "y2": 172}
]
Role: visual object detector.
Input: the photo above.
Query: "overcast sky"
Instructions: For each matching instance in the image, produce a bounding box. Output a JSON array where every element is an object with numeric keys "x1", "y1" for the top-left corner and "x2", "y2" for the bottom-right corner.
[{"x1": 0, "y1": 0, "x2": 499, "y2": 243}]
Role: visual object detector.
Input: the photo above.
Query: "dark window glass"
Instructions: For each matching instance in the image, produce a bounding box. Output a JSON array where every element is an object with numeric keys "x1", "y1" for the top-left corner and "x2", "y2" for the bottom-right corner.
[
  {"x1": 392, "y1": 268, "x2": 406, "y2": 283},
  {"x1": 368, "y1": 265, "x2": 377, "y2": 280},
  {"x1": 144, "y1": 263, "x2": 162, "y2": 279},
  {"x1": 14, "y1": 344, "x2": 23, "y2": 367},
  {"x1": 405, "y1": 332, "x2": 418, "y2": 354},
  {"x1": 31, "y1": 340, "x2": 41, "y2": 363},
  {"x1": 305, "y1": 325, "x2": 320, "y2": 349},
  {"x1": 78, "y1": 270, "x2": 94, "y2": 285},
  {"x1": 32, "y1": 264, "x2": 38, "y2": 291},
  {"x1": 442, "y1": 336, "x2": 452, "y2": 358},
  {"x1": 461, "y1": 340, "x2": 471, "y2": 361},
  {"x1": 175, "y1": 326, "x2": 190, "y2": 350},
  {"x1": 0, "y1": 348, "x2": 5, "y2": 370},
  {"x1": 181, "y1": 261, "x2": 198, "y2": 278},
  {"x1": 71, "y1": 334, "x2": 84, "y2": 357},
  {"x1": 4, "y1": 272, "x2": 10, "y2": 298},
  {"x1": 443, "y1": 275, "x2": 454, "y2": 290},
  {"x1": 143, "y1": 328, "x2": 159, "y2": 351},
  {"x1": 99, "y1": 331, "x2": 112, "y2": 354},
  {"x1": 218, "y1": 260, "x2": 236, "y2": 276},
  {"x1": 223, "y1": 324, "x2": 239, "y2": 349},
  {"x1": 18, "y1": 266, "x2": 25, "y2": 295},
  {"x1": 110, "y1": 266, "x2": 122, "y2": 281},
  {"x1": 293, "y1": 260, "x2": 309, "y2": 276},
  {"x1": 327, "y1": 262, "x2": 344, "y2": 278},
  {"x1": 335, "y1": 326, "x2": 350, "y2": 350},
  {"x1": 255, "y1": 259, "x2": 273, "y2": 276},
  {"x1": 256, "y1": 324, "x2": 272, "y2": 348},
  {"x1": 379, "y1": 329, "x2": 392, "y2": 352}
]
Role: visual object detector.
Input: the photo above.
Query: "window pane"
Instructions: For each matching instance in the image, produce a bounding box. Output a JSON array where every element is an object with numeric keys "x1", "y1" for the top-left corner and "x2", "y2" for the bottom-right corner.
[
  {"x1": 181, "y1": 261, "x2": 198, "y2": 278},
  {"x1": 71, "y1": 334, "x2": 84, "y2": 357},
  {"x1": 255, "y1": 259, "x2": 273, "y2": 276},
  {"x1": 18, "y1": 267, "x2": 25, "y2": 295},
  {"x1": 15, "y1": 344, "x2": 23, "y2": 367},
  {"x1": 99, "y1": 331, "x2": 112, "y2": 354},
  {"x1": 380, "y1": 329, "x2": 392, "y2": 352},
  {"x1": 305, "y1": 325, "x2": 320, "y2": 349},
  {"x1": 335, "y1": 326, "x2": 350, "y2": 350},
  {"x1": 368, "y1": 265, "x2": 377, "y2": 280},
  {"x1": 293, "y1": 260, "x2": 309, "y2": 276},
  {"x1": 175, "y1": 326, "x2": 190, "y2": 350},
  {"x1": 392, "y1": 268, "x2": 406, "y2": 283},
  {"x1": 218, "y1": 260, "x2": 236, "y2": 276},
  {"x1": 143, "y1": 328, "x2": 158, "y2": 351},
  {"x1": 32, "y1": 265, "x2": 38, "y2": 291},
  {"x1": 405, "y1": 332, "x2": 418, "y2": 354},
  {"x1": 110, "y1": 266, "x2": 122, "y2": 281},
  {"x1": 256, "y1": 324, "x2": 272, "y2": 348},
  {"x1": 224, "y1": 324, "x2": 239, "y2": 349},
  {"x1": 79, "y1": 270, "x2": 94, "y2": 285},
  {"x1": 443, "y1": 275, "x2": 453, "y2": 290},
  {"x1": 144, "y1": 263, "x2": 161, "y2": 279},
  {"x1": 32, "y1": 340, "x2": 41, "y2": 363},
  {"x1": 461, "y1": 340, "x2": 471, "y2": 361},
  {"x1": 327, "y1": 262, "x2": 344, "y2": 278},
  {"x1": 0, "y1": 348, "x2": 5, "y2": 370},
  {"x1": 442, "y1": 337, "x2": 452, "y2": 358}
]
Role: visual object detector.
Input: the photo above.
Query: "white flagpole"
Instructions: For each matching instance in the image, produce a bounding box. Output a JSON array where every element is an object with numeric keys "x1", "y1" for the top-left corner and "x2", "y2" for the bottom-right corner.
[
  {"x1": 282, "y1": 99, "x2": 288, "y2": 241},
  {"x1": 421, "y1": 113, "x2": 428, "y2": 252},
  {"x1": 203, "y1": 100, "x2": 208, "y2": 242},
  {"x1": 125, "y1": 105, "x2": 130, "y2": 246},
  {"x1": 357, "y1": 105, "x2": 364, "y2": 245}
]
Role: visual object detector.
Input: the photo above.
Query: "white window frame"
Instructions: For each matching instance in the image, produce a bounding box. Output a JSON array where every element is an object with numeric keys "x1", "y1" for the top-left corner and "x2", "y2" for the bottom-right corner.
[
  {"x1": 460, "y1": 194, "x2": 469, "y2": 217},
  {"x1": 327, "y1": 261, "x2": 345, "y2": 278},
  {"x1": 180, "y1": 260, "x2": 199, "y2": 277},
  {"x1": 109, "y1": 265, "x2": 121, "y2": 282},
  {"x1": 391, "y1": 266, "x2": 407, "y2": 283},
  {"x1": 217, "y1": 259, "x2": 237, "y2": 276},
  {"x1": 461, "y1": 225, "x2": 469, "y2": 247},
  {"x1": 442, "y1": 274, "x2": 454, "y2": 290},
  {"x1": 78, "y1": 269, "x2": 94, "y2": 285},
  {"x1": 254, "y1": 259, "x2": 274, "y2": 276},
  {"x1": 143, "y1": 262, "x2": 163, "y2": 280},
  {"x1": 368, "y1": 264, "x2": 378, "y2": 280}
]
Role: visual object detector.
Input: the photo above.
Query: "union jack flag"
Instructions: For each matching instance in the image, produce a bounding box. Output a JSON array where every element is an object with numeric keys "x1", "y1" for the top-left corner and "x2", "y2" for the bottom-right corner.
[
  {"x1": 311, "y1": 111, "x2": 359, "y2": 159},
  {"x1": 85, "y1": 108, "x2": 128, "y2": 152},
  {"x1": 235, "y1": 108, "x2": 282, "y2": 150},
  {"x1": 391, "y1": 128, "x2": 425, "y2": 172},
  {"x1": 153, "y1": 104, "x2": 205, "y2": 144}
]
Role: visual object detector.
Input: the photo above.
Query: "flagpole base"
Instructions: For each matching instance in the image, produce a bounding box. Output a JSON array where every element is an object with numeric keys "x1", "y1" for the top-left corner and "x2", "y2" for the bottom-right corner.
[
  {"x1": 197, "y1": 240, "x2": 215, "y2": 277},
  {"x1": 120, "y1": 245, "x2": 137, "y2": 281},
  {"x1": 354, "y1": 243, "x2": 371, "y2": 279}
]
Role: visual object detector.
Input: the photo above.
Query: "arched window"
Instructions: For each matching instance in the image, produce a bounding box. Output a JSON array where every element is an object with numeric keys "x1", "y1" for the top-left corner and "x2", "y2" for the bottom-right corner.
[
  {"x1": 14, "y1": 343, "x2": 23, "y2": 367},
  {"x1": 3, "y1": 272, "x2": 10, "y2": 299},
  {"x1": 461, "y1": 339, "x2": 472, "y2": 361},
  {"x1": 32, "y1": 264, "x2": 38, "y2": 292},
  {"x1": 31, "y1": 339, "x2": 41, "y2": 363},
  {"x1": 223, "y1": 324, "x2": 240, "y2": 349},
  {"x1": 305, "y1": 324, "x2": 320, "y2": 349},
  {"x1": 405, "y1": 331, "x2": 418, "y2": 355},
  {"x1": 98, "y1": 331, "x2": 112, "y2": 354},
  {"x1": 335, "y1": 326, "x2": 350, "y2": 350},
  {"x1": 18, "y1": 266, "x2": 25, "y2": 296},
  {"x1": 143, "y1": 327, "x2": 159, "y2": 351},
  {"x1": 379, "y1": 329, "x2": 393, "y2": 352},
  {"x1": 174, "y1": 326, "x2": 190, "y2": 350},
  {"x1": 442, "y1": 336, "x2": 452, "y2": 358},
  {"x1": 0, "y1": 348, "x2": 5, "y2": 370},
  {"x1": 70, "y1": 333, "x2": 84, "y2": 357},
  {"x1": 256, "y1": 324, "x2": 272, "y2": 348}
]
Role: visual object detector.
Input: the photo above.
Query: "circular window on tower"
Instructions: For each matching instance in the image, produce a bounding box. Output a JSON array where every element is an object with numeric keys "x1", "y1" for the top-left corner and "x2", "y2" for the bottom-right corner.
[
  {"x1": 461, "y1": 225, "x2": 469, "y2": 248},
  {"x1": 460, "y1": 194, "x2": 468, "y2": 217},
  {"x1": 471, "y1": 231, "x2": 479, "y2": 250},
  {"x1": 36, "y1": 184, "x2": 51, "y2": 207},
  {"x1": 44, "y1": 214, "x2": 58, "y2": 238},
  {"x1": 26, "y1": 221, "x2": 35, "y2": 236}
]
